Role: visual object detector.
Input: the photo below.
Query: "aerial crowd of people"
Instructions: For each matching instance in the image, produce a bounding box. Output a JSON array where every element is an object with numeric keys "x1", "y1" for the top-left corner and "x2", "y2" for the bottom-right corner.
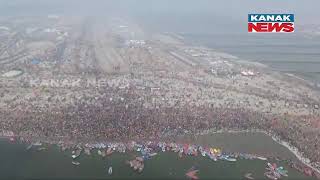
[{"x1": 1, "y1": 89, "x2": 319, "y2": 170}]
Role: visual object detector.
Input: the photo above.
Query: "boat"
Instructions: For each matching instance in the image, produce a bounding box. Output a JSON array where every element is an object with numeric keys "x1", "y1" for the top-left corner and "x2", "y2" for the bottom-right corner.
[
  {"x1": 33, "y1": 141, "x2": 42, "y2": 146},
  {"x1": 201, "y1": 152, "x2": 206, "y2": 157},
  {"x1": 72, "y1": 161, "x2": 80, "y2": 166},
  {"x1": 26, "y1": 144, "x2": 33, "y2": 150},
  {"x1": 149, "y1": 152, "x2": 157, "y2": 157},
  {"x1": 256, "y1": 156, "x2": 267, "y2": 161},
  {"x1": 198, "y1": 146, "x2": 203, "y2": 152},
  {"x1": 220, "y1": 155, "x2": 236, "y2": 162},
  {"x1": 162, "y1": 146, "x2": 166, "y2": 152},
  {"x1": 225, "y1": 157, "x2": 237, "y2": 162},
  {"x1": 276, "y1": 167, "x2": 288, "y2": 177},
  {"x1": 72, "y1": 148, "x2": 82, "y2": 159},
  {"x1": 244, "y1": 173, "x2": 254, "y2": 180},
  {"x1": 108, "y1": 166, "x2": 112, "y2": 175},
  {"x1": 278, "y1": 170, "x2": 288, "y2": 177}
]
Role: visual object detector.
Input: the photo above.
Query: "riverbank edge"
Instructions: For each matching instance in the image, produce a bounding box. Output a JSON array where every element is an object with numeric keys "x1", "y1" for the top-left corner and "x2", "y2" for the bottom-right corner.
[{"x1": 1, "y1": 128, "x2": 319, "y2": 175}]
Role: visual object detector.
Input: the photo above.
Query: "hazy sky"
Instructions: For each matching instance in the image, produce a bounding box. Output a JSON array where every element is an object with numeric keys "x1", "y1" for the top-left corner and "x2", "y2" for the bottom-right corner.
[
  {"x1": 1, "y1": 0, "x2": 319, "y2": 19},
  {"x1": 0, "y1": 0, "x2": 319, "y2": 34}
]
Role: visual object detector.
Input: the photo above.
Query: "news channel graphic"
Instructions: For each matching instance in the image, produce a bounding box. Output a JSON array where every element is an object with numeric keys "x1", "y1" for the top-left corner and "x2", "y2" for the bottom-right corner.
[{"x1": 248, "y1": 14, "x2": 294, "y2": 33}]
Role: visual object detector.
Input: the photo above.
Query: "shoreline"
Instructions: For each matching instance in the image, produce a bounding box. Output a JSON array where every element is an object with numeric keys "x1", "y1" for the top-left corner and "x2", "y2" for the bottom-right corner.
[{"x1": 197, "y1": 129, "x2": 320, "y2": 175}]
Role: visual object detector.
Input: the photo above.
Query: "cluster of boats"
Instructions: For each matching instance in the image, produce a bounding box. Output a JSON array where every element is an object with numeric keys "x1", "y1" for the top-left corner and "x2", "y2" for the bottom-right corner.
[
  {"x1": 157, "y1": 142, "x2": 267, "y2": 163},
  {"x1": 26, "y1": 140, "x2": 270, "y2": 166},
  {"x1": 264, "y1": 162, "x2": 288, "y2": 180},
  {"x1": 25, "y1": 140, "x2": 271, "y2": 175},
  {"x1": 20, "y1": 139, "x2": 320, "y2": 179}
]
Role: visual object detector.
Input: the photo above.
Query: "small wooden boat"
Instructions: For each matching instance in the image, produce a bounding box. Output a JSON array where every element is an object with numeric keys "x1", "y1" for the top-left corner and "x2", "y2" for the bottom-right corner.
[
  {"x1": 278, "y1": 170, "x2": 288, "y2": 177},
  {"x1": 201, "y1": 151, "x2": 206, "y2": 157},
  {"x1": 225, "y1": 158, "x2": 237, "y2": 162},
  {"x1": 149, "y1": 152, "x2": 157, "y2": 157},
  {"x1": 33, "y1": 141, "x2": 42, "y2": 146},
  {"x1": 26, "y1": 144, "x2": 33, "y2": 150},
  {"x1": 108, "y1": 166, "x2": 113, "y2": 175},
  {"x1": 244, "y1": 173, "x2": 254, "y2": 180},
  {"x1": 72, "y1": 161, "x2": 80, "y2": 166},
  {"x1": 162, "y1": 147, "x2": 166, "y2": 152},
  {"x1": 256, "y1": 156, "x2": 267, "y2": 161},
  {"x1": 72, "y1": 148, "x2": 82, "y2": 159}
]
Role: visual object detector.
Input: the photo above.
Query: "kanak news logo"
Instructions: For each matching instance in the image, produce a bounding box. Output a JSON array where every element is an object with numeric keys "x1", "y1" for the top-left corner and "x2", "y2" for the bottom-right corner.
[{"x1": 248, "y1": 14, "x2": 294, "y2": 33}]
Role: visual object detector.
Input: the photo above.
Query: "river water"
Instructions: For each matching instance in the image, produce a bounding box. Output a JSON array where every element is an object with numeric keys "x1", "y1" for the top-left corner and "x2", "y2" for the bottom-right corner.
[
  {"x1": 182, "y1": 33, "x2": 320, "y2": 86},
  {"x1": 0, "y1": 132, "x2": 315, "y2": 179}
]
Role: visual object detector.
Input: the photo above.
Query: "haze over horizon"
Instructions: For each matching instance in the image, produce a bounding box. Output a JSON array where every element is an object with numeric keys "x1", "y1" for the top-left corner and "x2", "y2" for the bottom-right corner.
[
  {"x1": 0, "y1": 0, "x2": 319, "y2": 34},
  {"x1": 1, "y1": 1, "x2": 320, "y2": 179}
]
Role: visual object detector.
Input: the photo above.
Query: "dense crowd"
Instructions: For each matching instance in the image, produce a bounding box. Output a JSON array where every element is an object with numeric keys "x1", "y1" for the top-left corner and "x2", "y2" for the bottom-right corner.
[{"x1": 0, "y1": 90, "x2": 319, "y2": 169}]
